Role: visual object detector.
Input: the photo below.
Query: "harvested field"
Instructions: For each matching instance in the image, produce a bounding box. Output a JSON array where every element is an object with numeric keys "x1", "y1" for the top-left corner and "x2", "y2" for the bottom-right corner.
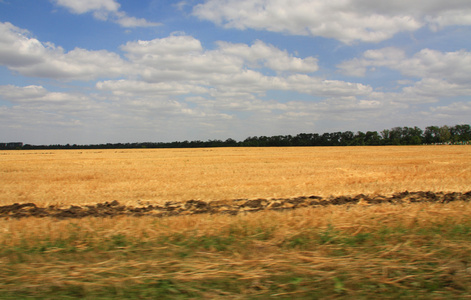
[
  {"x1": 0, "y1": 146, "x2": 470, "y2": 298},
  {"x1": 1, "y1": 146, "x2": 470, "y2": 207}
]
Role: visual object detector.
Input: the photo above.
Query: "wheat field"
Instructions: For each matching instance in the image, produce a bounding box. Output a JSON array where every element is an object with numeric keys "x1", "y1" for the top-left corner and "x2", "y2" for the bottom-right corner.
[
  {"x1": 1, "y1": 145, "x2": 471, "y2": 298},
  {"x1": 1, "y1": 145, "x2": 470, "y2": 207}
]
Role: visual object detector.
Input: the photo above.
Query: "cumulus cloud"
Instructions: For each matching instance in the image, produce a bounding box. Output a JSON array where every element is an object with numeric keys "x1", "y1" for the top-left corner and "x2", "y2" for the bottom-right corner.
[
  {"x1": 403, "y1": 78, "x2": 471, "y2": 98},
  {"x1": 0, "y1": 22, "x2": 48, "y2": 67},
  {"x1": 0, "y1": 84, "x2": 89, "y2": 104},
  {"x1": 339, "y1": 47, "x2": 471, "y2": 105},
  {"x1": 52, "y1": 0, "x2": 160, "y2": 27},
  {"x1": 193, "y1": 0, "x2": 471, "y2": 43},
  {"x1": 337, "y1": 47, "x2": 406, "y2": 76},
  {"x1": 92, "y1": 32, "x2": 378, "y2": 134},
  {"x1": 282, "y1": 75, "x2": 372, "y2": 97},
  {"x1": 54, "y1": 0, "x2": 120, "y2": 14},
  {"x1": 121, "y1": 35, "x2": 204, "y2": 57},
  {"x1": 111, "y1": 35, "x2": 365, "y2": 101},
  {"x1": 118, "y1": 35, "x2": 321, "y2": 89},
  {"x1": 0, "y1": 21, "x2": 428, "y2": 113},
  {"x1": 4, "y1": 18, "x2": 469, "y2": 144},
  {"x1": 216, "y1": 40, "x2": 318, "y2": 73},
  {"x1": 123, "y1": 37, "x2": 317, "y2": 78},
  {"x1": 398, "y1": 49, "x2": 471, "y2": 84},
  {"x1": 0, "y1": 85, "x2": 48, "y2": 101},
  {"x1": 430, "y1": 101, "x2": 471, "y2": 116},
  {"x1": 340, "y1": 47, "x2": 471, "y2": 82},
  {"x1": 0, "y1": 21, "x2": 325, "y2": 91},
  {"x1": 96, "y1": 80, "x2": 209, "y2": 96},
  {"x1": 0, "y1": 22, "x2": 129, "y2": 80}
]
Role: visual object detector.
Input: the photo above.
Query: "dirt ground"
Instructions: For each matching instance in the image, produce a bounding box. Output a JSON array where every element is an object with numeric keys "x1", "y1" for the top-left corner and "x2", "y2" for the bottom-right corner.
[{"x1": 1, "y1": 191, "x2": 470, "y2": 219}]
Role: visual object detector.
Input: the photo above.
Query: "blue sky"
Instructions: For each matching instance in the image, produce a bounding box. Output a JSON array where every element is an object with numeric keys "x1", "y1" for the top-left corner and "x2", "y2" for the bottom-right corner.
[{"x1": 0, "y1": 0, "x2": 470, "y2": 144}]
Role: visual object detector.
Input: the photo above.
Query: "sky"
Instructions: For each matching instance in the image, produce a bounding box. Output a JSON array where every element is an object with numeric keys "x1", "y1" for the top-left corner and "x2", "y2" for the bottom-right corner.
[{"x1": 0, "y1": 0, "x2": 470, "y2": 145}]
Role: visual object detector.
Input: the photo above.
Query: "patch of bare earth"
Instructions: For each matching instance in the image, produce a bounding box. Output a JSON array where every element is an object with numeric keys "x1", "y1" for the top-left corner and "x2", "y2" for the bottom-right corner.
[{"x1": 1, "y1": 190, "x2": 470, "y2": 219}]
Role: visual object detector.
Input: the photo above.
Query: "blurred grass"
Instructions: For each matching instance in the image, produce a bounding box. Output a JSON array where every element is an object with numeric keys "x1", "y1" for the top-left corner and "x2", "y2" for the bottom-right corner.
[{"x1": 0, "y1": 201, "x2": 470, "y2": 298}]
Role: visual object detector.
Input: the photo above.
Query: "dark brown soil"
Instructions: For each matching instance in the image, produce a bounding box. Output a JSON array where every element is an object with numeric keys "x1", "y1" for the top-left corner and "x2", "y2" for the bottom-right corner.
[{"x1": 1, "y1": 191, "x2": 470, "y2": 219}]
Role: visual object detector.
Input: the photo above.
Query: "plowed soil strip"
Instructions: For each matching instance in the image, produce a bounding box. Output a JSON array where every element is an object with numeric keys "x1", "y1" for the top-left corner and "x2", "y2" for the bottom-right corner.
[{"x1": 1, "y1": 191, "x2": 470, "y2": 219}]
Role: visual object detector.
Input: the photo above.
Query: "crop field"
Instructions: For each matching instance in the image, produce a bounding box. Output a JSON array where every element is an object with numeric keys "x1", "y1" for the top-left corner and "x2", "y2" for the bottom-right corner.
[
  {"x1": 0, "y1": 146, "x2": 471, "y2": 298},
  {"x1": 1, "y1": 146, "x2": 470, "y2": 206}
]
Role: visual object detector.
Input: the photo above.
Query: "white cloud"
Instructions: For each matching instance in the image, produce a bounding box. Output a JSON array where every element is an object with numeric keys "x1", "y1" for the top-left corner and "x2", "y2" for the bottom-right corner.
[
  {"x1": 337, "y1": 47, "x2": 406, "y2": 76},
  {"x1": 430, "y1": 101, "x2": 471, "y2": 115},
  {"x1": 121, "y1": 35, "x2": 225, "y2": 81},
  {"x1": 0, "y1": 85, "x2": 48, "y2": 101},
  {"x1": 216, "y1": 40, "x2": 318, "y2": 73},
  {"x1": 4, "y1": 19, "x2": 468, "y2": 144},
  {"x1": 0, "y1": 21, "x2": 391, "y2": 130},
  {"x1": 121, "y1": 35, "x2": 204, "y2": 57},
  {"x1": 339, "y1": 47, "x2": 471, "y2": 81},
  {"x1": 270, "y1": 75, "x2": 373, "y2": 98},
  {"x1": 398, "y1": 49, "x2": 471, "y2": 84},
  {"x1": 402, "y1": 78, "x2": 471, "y2": 98},
  {"x1": 339, "y1": 46, "x2": 471, "y2": 107},
  {"x1": 0, "y1": 22, "x2": 48, "y2": 67},
  {"x1": 52, "y1": 0, "x2": 160, "y2": 28},
  {"x1": 0, "y1": 22, "x2": 129, "y2": 80},
  {"x1": 114, "y1": 14, "x2": 160, "y2": 28},
  {"x1": 193, "y1": 0, "x2": 471, "y2": 43},
  {"x1": 0, "y1": 20, "x2": 374, "y2": 105},
  {"x1": 0, "y1": 84, "x2": 88, "y2": 104},
  {"x1": 96, "y1": 80, "x2": 209, "y2": 96},
  {"x1": 54, "y1": 0, "x2": 120, "y2": 14},
  {"x1": 119, "y1": 36, "x2": 320, "y2": 89},
  {"x1": 339, "y1": 47, "x2": 471, "y2": 82},
  {"x1": 97, "y1": 33, "x2": 374, "y2": 117}
]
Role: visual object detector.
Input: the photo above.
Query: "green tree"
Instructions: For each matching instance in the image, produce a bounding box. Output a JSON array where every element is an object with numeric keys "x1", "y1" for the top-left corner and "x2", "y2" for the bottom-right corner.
[
  {"x1": 424, "y1": 126, "x2": 440, "y2": 144},
  {"x1": 439, "y1": 125, "x2": 451, "y2": 143},
  {"x1": 450, "y1": 124, "x2": 471, "y2": 143}
]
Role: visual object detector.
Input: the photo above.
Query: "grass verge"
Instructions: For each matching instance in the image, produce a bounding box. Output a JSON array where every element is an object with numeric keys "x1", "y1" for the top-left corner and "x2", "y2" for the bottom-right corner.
[{"x1": 0, "y1": 201, "x2": 470, "y2": 299}]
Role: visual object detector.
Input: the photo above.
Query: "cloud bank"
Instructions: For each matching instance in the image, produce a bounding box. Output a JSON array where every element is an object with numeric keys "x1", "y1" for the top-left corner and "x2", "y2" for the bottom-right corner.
[
  {"x1": 193, "y1": 0, "x2": 471, "y2": 43},
  {"x1": 0, "y1": 0, "x2": 470, "y2": 144}
]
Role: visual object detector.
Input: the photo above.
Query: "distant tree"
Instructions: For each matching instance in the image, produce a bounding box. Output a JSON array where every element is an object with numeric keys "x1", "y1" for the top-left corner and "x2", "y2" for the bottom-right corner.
[
  {"x1": 365, "y1": 131, "x2": 381, "y2": 145},
  {"x1": 401, "y1": 126, "x2": 423, "y2": 145},
  {"x1": 11, "y1": 123, "x2": 470, "y2": 150},
  {"x1": 450, "y1": 124, "x2": 471, "y2": 143},
  {"x1": 380, "y1": 129, "x2": 390, "y2": 144},
  {"x1": 351, "y1": 131, "x2": 366, "y2": 146},
  {"x1": 224, "y1": 138, "x2": 238, "y2": 147},
  {"x1": 330, "y1": 132, "x2": 342, "y2": 146},
  {"x1": 439, "y1": 125, "x2": 451, "y2": 143},
  {"x1": 424, "y1": 126, "x2": 440, "y2": 144},
  {"x1": 340, "y1": 131, "x2": 354, "y2": 146},
  {"x1": 243, "y1": 136, "x2": 259, "y2": 147},
  {"x1": 389, "y1": 127, "x2": 403, "y2": 145}
]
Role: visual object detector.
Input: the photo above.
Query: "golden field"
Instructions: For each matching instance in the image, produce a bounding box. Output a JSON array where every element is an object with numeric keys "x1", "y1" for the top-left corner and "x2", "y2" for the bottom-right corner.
[
  {"x1": 0, "y1": 145, "x2": 470, "y2": 206},
  {"x1": 0, "y1": 145, "x2": 471, "y2": 298}
]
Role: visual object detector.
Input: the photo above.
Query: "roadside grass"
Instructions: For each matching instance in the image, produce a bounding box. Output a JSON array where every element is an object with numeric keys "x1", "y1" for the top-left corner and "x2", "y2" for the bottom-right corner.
[{"x1": 0, "y1": 201, "x2": 470, "y2": 298}]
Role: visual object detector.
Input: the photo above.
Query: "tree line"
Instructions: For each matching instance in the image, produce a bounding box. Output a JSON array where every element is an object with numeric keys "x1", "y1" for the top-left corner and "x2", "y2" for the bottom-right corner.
[{"x1": 3, "y1": 124, "x2": 470, "y2": 150}]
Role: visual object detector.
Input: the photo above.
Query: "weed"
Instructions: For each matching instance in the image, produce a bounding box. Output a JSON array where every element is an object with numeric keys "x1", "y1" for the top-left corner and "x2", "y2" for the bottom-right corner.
[
  {"x1": 318, "y1": 224, "x2": 339, "y2": 244},
  {"x1": 341, "y1": 232, "x2": 372, "y2": 246},
  {"x1": 160, "y1": 233, "x2": 235, "y2": 252},
  {"x1": 450, "y1": 224, "x2": 471, "y2": 237},
  {"x1": 333, "y1": 277, "x2": 346, "y2": 294},
  {"x1": 109, "y1": 234, "x2": 129, "y2": 248}
]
